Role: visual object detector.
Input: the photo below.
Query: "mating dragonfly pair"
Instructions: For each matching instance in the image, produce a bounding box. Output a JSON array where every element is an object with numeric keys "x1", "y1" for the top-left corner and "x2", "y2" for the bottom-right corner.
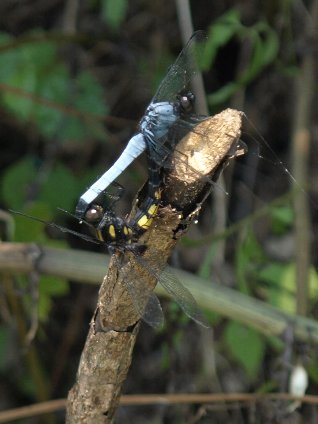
[
  {"x1": 15, "y1": 32, "x2": 242, "y2": 328},
  {"x1": 72, "y1": 31, "x2": 244, "y2": 329}
]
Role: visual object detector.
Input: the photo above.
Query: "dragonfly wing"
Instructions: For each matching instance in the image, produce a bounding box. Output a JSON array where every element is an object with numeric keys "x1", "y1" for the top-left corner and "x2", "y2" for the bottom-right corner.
[
  {"x1": 142, "y1": 292, "x2": 164, "y2": 328},
  {"x1": 158, "y1": 267, "x2": 209, "y2": 328},
  {"x1": 120, "y1": 256, "x2": 164, "y2": 328},
  {"x1": 135, "y1": 254, "x2": 209, "y2": 328},
  {"x1": 146, "y1": 115, "x2": 204, "y2": 163},
  {"x1": 147, "y1": 118, "x2": 218, "y2": 177},
  {"x1": 152, "y1": 31, "x2": 207, "y2": 103}
]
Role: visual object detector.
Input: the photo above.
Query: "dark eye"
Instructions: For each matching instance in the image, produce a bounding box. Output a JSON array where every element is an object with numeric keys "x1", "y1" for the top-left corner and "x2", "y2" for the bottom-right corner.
[
  {"x1": 85, "y1": 205, "x2": 104, "y2": 222},
  {"x1": 180, "y1": 92, "x2": 194, "y2": 112},
  {"x1": 181, "y1": 96, "x2": 190, "y2": 108}
]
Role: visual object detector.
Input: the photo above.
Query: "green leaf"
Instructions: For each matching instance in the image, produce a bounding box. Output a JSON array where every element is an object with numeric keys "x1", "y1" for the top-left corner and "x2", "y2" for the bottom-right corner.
[
  {"x1": 258, "y1": 262, "x2": 295, "y2": 312},
  {"x1": 224, "y1": 321, "x2": 265, "y2": 379},
  {"x1": 308, "y1": 359, "x2": 318, "y2": 384},
  {"x1": 2, "y1": 157, "x2": 80, "y2": 214},
  {"x1": 237, "y1": 23, "x2": 278, "y2": 85},
  {"x1": 75, "y1": 71, "x2": 108, "y2": 115},
  {"x1": 2, "y1": 157, "x2": 37, "y2": 209},
  {"x1": 258, "y1": 262, "x2": 286, "y2": 286},
  {"x1": 40, "y1": 164, "x2": 79, "y2": 211},
  {"x1": 0, "y1": 31, "x2": 108, "y2": 143},
  {"x1": 18, "y1": 273, "x2": 69, "y2": 324},
  {"x1": 101, "y1": 0, "x2": 128, "y2": 30},
  {"x1": 203, "y1": 9, "x2": 242, "y2": 69},
  {"x1": 206, "y1": 16, "x2": 278, "y2": 106},
  {"x1": 267, "y1": 335, "x2": 284, "y2": 352},
  {"x1": 203, "y1": 309, "x2": 222, "y2": 325},
  {"x1": 235, "y1": 228, "x2": 264, "y2": 294},
  {"x1": 270, "y1": 204, "x2": 294, "y2": 234},
  {"x1": 62, "y1": 71, "x2": 108, "y2": 142},
  {"x1": 32, "y1": 63, "x2": 68, "y2": 138},
  {"x1": 0, "y1": 35, "x2": 67, "y2": 134},
  {"x1": 12, "y1": 202, "x2": 53, "y2": 243},
  {"x1": 257, "y1": 380, "x2": 279, "y2": 393},
  {"x1": 259, "y1": 263, "x2": 318, "y2": 313},
  {"x1": 38, "y1": 275, "x2": 69, "y2": 322},
  {"x1": 253, "y1": 22, "x2": 279, "y2": 67}
]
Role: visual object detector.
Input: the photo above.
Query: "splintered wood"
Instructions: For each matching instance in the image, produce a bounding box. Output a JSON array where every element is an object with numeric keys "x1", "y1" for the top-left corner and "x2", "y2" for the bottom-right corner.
[
  {"x1": 173, "y1": 109, "x2": 242, "y2": 180},
  {"x1": 164, "y1": 108, "x2": 243, "y2": 211}
]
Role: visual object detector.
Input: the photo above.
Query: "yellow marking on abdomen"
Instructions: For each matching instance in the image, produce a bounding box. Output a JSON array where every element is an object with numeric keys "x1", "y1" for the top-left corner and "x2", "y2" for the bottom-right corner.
[
  {"x1": 108, "y1": 224, "x2": 116, "y2": 239},
  {"x1": 137, "y1": 215, "x2": 153, "y2": 230},
  {"x1": 96, "y1": 229, "x2": 104, "y2": 241},
  {"x1": 148, "y1": 203, "x2": 159, "y2": 217}
]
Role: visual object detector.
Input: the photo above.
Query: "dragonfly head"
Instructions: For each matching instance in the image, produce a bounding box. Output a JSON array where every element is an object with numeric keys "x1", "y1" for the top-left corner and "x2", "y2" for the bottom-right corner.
[
  {"x1": 176, "y1": 90, "x2": 195, "y2": 114},
  {"x1": 84, "y1": 204, "x2": 105, "y2": 224}
]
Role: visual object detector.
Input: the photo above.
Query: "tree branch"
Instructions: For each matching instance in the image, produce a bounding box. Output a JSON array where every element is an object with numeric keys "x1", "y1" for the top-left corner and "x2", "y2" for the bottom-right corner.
[{"x1": 65, "y1": 109, "x2": 243, "y2": 423}]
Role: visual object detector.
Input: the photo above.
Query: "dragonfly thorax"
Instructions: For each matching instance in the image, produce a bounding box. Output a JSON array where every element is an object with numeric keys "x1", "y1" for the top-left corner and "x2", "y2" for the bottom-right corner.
[
  {"x1": 139, "y1": 101, "x2": 178, "y2": 140},
  {"x1": 85, "y1": 204, "x2": 134, "y2": 245}
]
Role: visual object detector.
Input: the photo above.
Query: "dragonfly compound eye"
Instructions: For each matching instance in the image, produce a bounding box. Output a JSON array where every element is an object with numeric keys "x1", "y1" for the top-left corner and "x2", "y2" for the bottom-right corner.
[
  {"x1": 179, "y1": 91, "x2": 195, "y2": 112},
  {"x1": 85, "y1": 205, "x2": 104, "y2": 223}
]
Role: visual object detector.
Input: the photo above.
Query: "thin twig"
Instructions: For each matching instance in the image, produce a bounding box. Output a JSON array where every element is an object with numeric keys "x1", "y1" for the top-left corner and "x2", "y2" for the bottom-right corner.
[{"x1": 2, "y1": 393, "x2": 318, "y2": 423}]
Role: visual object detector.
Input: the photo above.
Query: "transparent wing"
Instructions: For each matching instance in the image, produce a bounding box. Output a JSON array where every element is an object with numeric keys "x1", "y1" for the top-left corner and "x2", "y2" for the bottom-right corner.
[
  {"x1": 119, "y1": 255, "x2": 164, "y2": 328},
  {"x1": 152, "y1": 31, "x2": 207, "y2": 103},
  {"x1": 135, "y1": 254, "x2": 209, "y2": 328},
  {"x1": 147, "y1": 112, "x2": 243, "y2": 192},
  {"x1": 157, "y1": 267, "x2": 209, "y2": 328},
  {"x1": 146, "y1": 115, "x2": 208, "y2": 166},
  {"x1": 141, "y1": 292, "x2": 164, "y2": 328}
]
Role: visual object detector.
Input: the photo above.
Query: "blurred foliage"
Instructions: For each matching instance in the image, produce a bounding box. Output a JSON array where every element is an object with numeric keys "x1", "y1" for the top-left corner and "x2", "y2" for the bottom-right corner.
[
  {"x1": 2, "y1": 158, "x2": 82, "y2": 212},
  {"x1": 0, "y1": 29, "x2": 109, "y2": 345},
  {"x1": 260, "y1": 263, "x2": 318, "y2": 314},
  {"x1": 224, "y1": 321, "x2": 265, "y2": 380},
  {"x1": 101, "y1": 0, "x2": 128, "y2": 31},
  {"x1": 199, "y1": 200, "x2": 318, "y2": 379},
  {"x1": 202, "y1": 9, "x2": 279, "y2": 105},
  {"x1": 0, "y1": 32, "x2": 108, "y2": 142}
]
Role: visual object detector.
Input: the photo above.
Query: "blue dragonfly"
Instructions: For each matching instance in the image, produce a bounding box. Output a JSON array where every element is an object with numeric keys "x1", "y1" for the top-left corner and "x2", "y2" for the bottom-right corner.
[{"x1": 75, "y1": 31, "x2": 208, "y2": 219}]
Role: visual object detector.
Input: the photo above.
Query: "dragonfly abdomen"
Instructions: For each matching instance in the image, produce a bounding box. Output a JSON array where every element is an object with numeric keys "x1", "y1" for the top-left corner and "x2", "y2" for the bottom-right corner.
[{"x1": 75, "y1": 133, "x2": 146, "y2": 218}]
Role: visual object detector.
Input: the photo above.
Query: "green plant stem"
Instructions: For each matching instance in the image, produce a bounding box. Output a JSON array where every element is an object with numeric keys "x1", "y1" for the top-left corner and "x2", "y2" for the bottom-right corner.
[
  {"x1": 291, "y1": 1, "x2": 318, "y2": 316},
  {"x1": 1, "y1": 242, "x2": 318, "y2": 344}
]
